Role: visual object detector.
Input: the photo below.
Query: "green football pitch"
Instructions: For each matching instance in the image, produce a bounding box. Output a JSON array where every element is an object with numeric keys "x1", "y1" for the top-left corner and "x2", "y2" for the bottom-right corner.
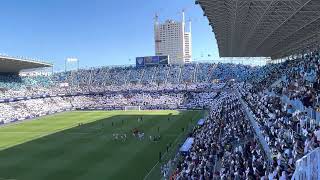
[{"x1": 0, "y1": 110, "x2": 203, "y2": 180}]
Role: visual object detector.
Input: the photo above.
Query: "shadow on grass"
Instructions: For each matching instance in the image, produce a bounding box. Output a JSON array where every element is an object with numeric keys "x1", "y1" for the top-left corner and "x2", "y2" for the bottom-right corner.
[{"x1": 0, "y1": 112, "x2": 198, "y2": 180}]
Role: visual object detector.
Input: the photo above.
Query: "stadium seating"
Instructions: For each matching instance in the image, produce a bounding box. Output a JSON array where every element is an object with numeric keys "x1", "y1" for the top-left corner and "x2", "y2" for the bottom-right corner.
[
  {"x1": 0, "y1": 57, "x2": 320, "y2": 179},
  {"x1": 0, "y1": 63, "x2": 254, "y2": 99}
]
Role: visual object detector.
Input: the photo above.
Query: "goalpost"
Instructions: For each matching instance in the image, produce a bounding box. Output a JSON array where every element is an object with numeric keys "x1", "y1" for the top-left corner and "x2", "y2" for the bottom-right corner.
[{"x1": 124, "y1": 106, "x2": 141, "y2": 111}]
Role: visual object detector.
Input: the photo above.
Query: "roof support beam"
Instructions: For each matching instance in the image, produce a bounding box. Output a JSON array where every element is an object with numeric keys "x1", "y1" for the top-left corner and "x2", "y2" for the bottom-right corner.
[{"x1": 252, "y1": 0, "x2": 312, "y2": 53}]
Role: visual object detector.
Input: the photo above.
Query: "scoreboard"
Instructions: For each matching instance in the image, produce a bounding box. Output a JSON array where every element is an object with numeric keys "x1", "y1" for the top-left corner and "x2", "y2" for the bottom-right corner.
[{"x1": 136, "y1": 56, "x2": 169, "y2": 67}]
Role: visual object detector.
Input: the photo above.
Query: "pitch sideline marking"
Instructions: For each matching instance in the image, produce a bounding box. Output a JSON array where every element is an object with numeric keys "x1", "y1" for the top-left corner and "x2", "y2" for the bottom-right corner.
[
  {"x1": 143, "y1": 130, "x2": 187, "y2": 180},
  {"x1": 143, "y1": 112, "x2": 202, "y2": 179}
]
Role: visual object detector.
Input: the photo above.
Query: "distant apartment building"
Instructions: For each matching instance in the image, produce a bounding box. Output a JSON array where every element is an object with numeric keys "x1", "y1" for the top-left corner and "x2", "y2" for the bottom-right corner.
[{"x1": 154, "y1": 11, "x2": 192, "y2": 64}]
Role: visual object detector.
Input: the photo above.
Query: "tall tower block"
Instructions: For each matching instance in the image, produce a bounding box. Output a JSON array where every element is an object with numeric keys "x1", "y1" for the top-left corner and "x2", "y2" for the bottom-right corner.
[{"x1": 154, "y1": 11, "x2": 192, "y2": 64}]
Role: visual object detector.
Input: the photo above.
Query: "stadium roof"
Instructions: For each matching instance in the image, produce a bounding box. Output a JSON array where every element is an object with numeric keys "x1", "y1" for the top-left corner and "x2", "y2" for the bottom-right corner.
[
  {"x1": 196, "y1": 0, "x2": 320, "y2": 59},
  {"x1": 0, "y1": 56, "x2": 52, "y2": 73}
]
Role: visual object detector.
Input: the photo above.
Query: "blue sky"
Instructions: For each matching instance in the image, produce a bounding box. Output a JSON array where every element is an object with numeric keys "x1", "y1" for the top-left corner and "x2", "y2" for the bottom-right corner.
[{"x1": 0, "y1": 0, "x2": 223, "y2": 71}]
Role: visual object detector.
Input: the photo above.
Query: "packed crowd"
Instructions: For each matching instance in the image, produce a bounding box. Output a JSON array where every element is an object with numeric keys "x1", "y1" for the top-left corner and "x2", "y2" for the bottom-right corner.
[
  {"x1": 279, "y1": 53, "x2": 320, "y2": 110},
  {"x1": 0, "y1": 91, "x2": 220, "y2": 124},
  {"x1": 166, "y1": 51, "x2": 320, "y2": 178},
  {"x1": 239, "y1": 83, "x2": 320, "y2": 179},
  {"x1": 172, "y1": 93, "x2": 268, "y2": 179},
  {"x1": 71, "y1": 93, "x2": 186, "y2": 110},
  {"x1": 248, "y1": 51, "x2": 320, "y2": 110},
  {"x1": 0, "y1": 63, "x2": 253, "y2": 99},
  {"x1": 0, "y1": 97, "x2": 72, "y2": 124},
  {"x1": 1, "y1": 53, "x2": 320, "y2": 179},
  {"x1": 184, "y1": 92, "x2": 218, "y2": 109}
]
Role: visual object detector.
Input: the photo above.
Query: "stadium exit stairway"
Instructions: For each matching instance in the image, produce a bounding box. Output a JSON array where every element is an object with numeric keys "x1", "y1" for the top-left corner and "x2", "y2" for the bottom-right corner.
[{"x1": 235, "y1": 89, "x2": 273, "y2": 163}]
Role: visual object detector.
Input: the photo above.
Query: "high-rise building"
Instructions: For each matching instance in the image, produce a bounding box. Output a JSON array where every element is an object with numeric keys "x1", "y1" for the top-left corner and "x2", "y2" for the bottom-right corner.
[{"x1": 154, "y1": 11, "x2": 192, "y2": 64}]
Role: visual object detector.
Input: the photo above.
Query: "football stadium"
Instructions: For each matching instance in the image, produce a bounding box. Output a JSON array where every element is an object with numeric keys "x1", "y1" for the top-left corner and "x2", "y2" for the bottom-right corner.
[{"x1": 1, "y1": 0, "x2": 320, "y2": 180}]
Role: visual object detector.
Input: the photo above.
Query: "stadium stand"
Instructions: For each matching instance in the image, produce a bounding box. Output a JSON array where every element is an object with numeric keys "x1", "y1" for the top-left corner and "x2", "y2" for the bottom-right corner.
[
  {"x1": 1, "y1": 0, "x2": 320, "y2": 179},
  {"x1": 171, "y1": 92, "x2": 267, "y2": 179},
  {"x1": 1, "y1": 55, "x2": 320, "y2": 179}
]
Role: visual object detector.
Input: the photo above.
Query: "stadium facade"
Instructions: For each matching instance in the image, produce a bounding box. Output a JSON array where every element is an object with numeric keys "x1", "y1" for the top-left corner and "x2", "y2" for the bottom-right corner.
[{"x1": 154, "y1": 11, "x2": 192, "y2": 64}]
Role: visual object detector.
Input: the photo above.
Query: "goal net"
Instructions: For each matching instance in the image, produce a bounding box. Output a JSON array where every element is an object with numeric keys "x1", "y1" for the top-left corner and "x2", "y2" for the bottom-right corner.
[{"x1": 124, "y1": 106, "x2": 141, "y2": 111}]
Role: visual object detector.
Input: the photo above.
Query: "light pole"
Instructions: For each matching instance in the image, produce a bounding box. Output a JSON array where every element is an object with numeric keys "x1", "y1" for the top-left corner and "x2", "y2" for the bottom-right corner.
[{"x1": 65, "y1": 59, "x2": 67, "y2": 72}]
